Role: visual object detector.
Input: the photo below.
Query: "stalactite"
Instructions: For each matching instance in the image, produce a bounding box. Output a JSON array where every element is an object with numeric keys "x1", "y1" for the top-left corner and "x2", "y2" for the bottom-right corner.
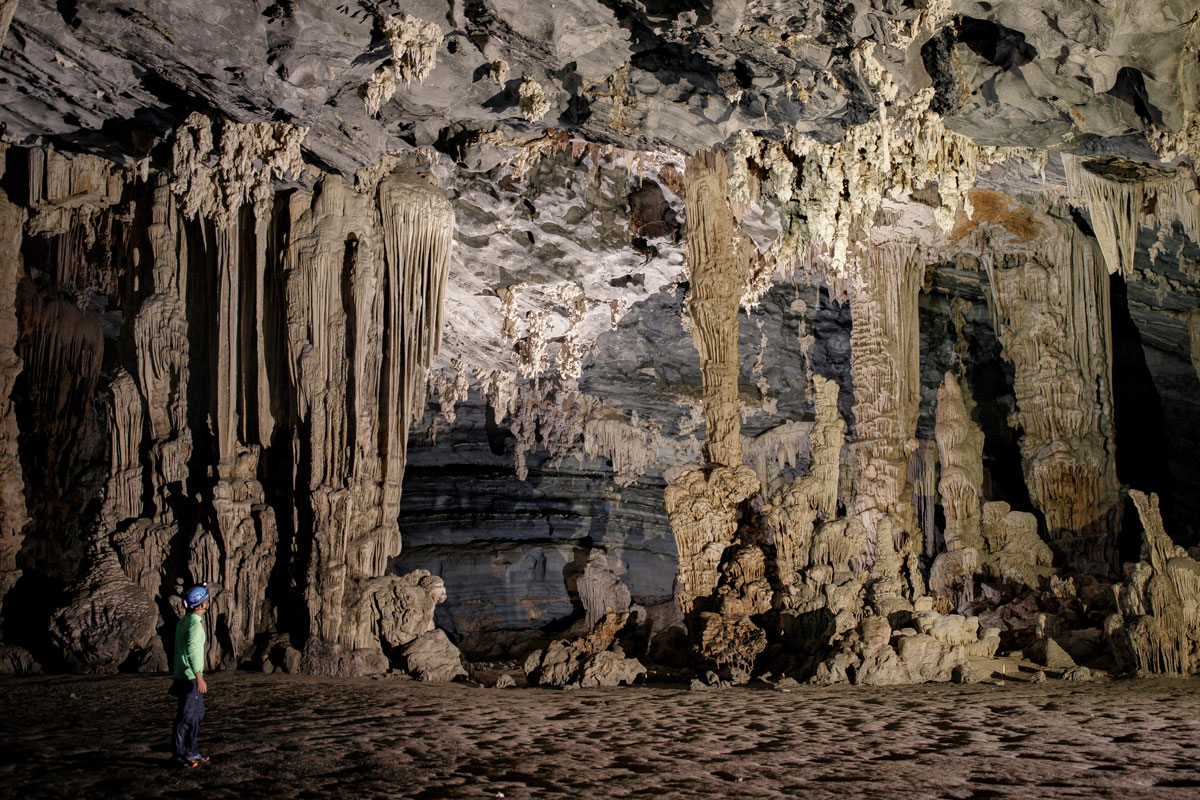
[
  {"x1": 1065, "y1": 155, "x2": 1200, "y2": 278},
  {"x1": 478, "y1": 368, "x2": 517, "y2": 423},
  {"x1": 583, "y1": 410, "x2": 661, "y2": 488},
  {"x1": 382, "y1": 14, "x2": 443, "y2": 86},
  {"x1": 731, "y1": 87, "x2": 1041, "y2": 278},
  {"x1": 430, "y1": 359, "x2": 470, "y2": 426},
  {"x1": 683, "y1": 150, "x2": 744, "y2": 470},
  {"x1": 1063, "y1": 155, "x2": 1143, "y2": 279},
  {"x1": 984, "y1": 224, "x2": 1120, "y2": 574},
  {"x1": 847, "y1": 242, "x2": 924, "y2": 583},
  {"x1": 361, "y1": 65, "x2": 396, "y2": 117},
  {"x1": 742, "y1": 420, "x2": 812, "y2": 495},
  {"x1": 908, "y1": 439, "x2": 939, "y2": 559},
  {"x1": 519, "y1": 76, "x2": 552, "y2": 123},
  {"x1": 377, "y1": 170, "x2": 454, "y2": 522}
]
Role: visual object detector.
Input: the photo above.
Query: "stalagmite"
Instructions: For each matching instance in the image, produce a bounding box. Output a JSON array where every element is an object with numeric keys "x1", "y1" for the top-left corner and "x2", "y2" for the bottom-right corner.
[
  {"x1": 666, "y1": 466, "x2": 760, "y2": 614},
  {"x1": 767, "y1": 375, "x2": 844, "y2": 593},
  {"x1": 524, "y1": 611, "x2": 646, "y2": 688},
  {"x1": 1107, "y1": 491, "x2": 1200, "y2": 676},
  {"x1": 577, "y1": 549, "x2": 633, "y2": 632},
  {"x1": 847, "y1": 242, "x2": 924, "y2": 587},
  {"x1": 929, "y1": 372, "x2": 984, "y2": 603},
  {"x1": 985, "y1": 224, "x2": 1120, "y2": 573},
  {"x1": 49, "y1": 540, "x2": 158, "y2": 672},
  {"x1": 978, "y1": 502, "x2": 1054, "y2": 588}
]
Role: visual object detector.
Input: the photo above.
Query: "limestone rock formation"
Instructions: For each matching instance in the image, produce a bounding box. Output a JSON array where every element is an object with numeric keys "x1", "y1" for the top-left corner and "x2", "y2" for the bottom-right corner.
[
  {"x1": 0, "y1": 191, "x2": 25, "y2": 627},
  {"x1": 49, "y1": 543, "x2": 157, "y2": 672},
  {"x1": 847, "y1": 243, "x2": 925, "y2": 580},
  {"x1": 979, "y1": 502, "x2": 1056, "y2": 589},
  {"x1": 984, "y1": 224, "x2": 1121, "y2": 573},
  {"x1": 524, "y1": 612, "x2": 646, "y2": 688},
  {"x1": 576, "y1": 549, "x2": 633, "y2": 632},
  {"x1": 813, "y1": 610, "x2": 996, "y2": 687},
  {"x1": 1107, "y1": 491, "x2": 1200, "y2": 676},
  {"x1": 400, "y1": 629, "x2": 468, "y2": 683},
  {"x1": 0, "y1": 1, "x2": 1197, "y2": 691}
]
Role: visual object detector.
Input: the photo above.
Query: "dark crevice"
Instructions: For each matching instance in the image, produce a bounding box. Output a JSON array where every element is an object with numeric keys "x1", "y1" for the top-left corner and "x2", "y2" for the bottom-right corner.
[{"x1": 1109, "y1": 274, "x2": 1176, "y2": 556}]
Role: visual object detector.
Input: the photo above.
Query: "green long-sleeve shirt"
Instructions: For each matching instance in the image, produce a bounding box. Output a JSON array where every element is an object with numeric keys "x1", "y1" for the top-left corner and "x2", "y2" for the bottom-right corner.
[{"x1": 172, "y1": 612, "x2": 206, "y2": 680}]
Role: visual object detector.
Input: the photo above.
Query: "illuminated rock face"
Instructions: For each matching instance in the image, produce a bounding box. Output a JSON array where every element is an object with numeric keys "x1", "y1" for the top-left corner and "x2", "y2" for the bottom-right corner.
[{"x1": 0, "y1": 1, "x2": 1198, "y2": 681}]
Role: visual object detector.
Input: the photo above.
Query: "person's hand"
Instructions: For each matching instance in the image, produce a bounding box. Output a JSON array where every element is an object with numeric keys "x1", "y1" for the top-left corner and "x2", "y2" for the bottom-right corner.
[{"x1": 197, "y1": 674, "x2": 208, "y2": 694}]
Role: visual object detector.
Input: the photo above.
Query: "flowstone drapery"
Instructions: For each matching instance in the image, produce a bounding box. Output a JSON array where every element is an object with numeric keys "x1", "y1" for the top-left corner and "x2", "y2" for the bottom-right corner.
[
  {"x1": 286, "y1": 170, "x2": 455, "y2": 674},
  {"x1": 0, "y1": 117, "x2": 459, "y2": 676},
  {"x1": 985, "y1": 225, "x2": 1120, "y2": 574}
]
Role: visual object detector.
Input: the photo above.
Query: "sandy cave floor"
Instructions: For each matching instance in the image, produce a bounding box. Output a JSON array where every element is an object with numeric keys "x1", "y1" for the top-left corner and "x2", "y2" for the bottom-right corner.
[{"x1": 2, "y1": 673, "x2": 1200, "y2": 799}]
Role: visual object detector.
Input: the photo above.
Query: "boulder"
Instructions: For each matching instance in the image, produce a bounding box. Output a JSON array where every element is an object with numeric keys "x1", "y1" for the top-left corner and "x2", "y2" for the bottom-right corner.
[
  {"x1": 0, "y1": 644, "x2": 40, "y2": 675},
  {"x1": 524, "y1": 612, "x2": 645, "y2": 687},
  {"x1": 49, "y1": 545, "x2": 157, "y2": 672},
  {"x1": 895, "y1": 634, "x2": 967, "y2": 683},
  {"x1": 1025, "y1": 637, "x2": 1077, "y2": 670},
  {"x1": 401, "y1": 629, "x2": 468, "y2": 683}
]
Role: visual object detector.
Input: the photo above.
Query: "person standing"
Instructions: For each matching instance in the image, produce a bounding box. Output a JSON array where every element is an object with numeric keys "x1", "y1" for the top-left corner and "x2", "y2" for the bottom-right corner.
[{"x1": 171, "y1": 584, "x2": 211, "y2": 768}]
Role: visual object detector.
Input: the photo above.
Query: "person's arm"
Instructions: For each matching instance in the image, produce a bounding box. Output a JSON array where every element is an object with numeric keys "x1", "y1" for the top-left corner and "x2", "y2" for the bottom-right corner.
[{"x1": 188, "y1": 617, "x2": 207, "y2": 693}]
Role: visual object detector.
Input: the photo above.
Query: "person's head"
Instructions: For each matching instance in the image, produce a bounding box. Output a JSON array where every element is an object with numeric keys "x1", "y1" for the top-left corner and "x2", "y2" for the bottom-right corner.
[{"x1": 186, "y1": 584, "x2": 211, "y2": 616}]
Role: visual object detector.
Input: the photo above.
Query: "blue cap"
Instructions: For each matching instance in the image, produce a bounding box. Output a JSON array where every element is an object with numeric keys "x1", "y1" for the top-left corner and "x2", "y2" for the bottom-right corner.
[{"x1": 186, "y1": 584, "x2": 210, "y2": 608}]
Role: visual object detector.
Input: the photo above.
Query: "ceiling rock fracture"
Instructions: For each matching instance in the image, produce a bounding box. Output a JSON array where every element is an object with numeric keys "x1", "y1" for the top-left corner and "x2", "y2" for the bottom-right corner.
[{"x1": 0, "y1": 0, "x2": 1198, "y2": 692}]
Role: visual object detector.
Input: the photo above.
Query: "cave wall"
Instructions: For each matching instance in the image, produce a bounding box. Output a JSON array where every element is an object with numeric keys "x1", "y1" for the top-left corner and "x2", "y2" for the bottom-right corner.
[
  {"x1": 0, "y1": 0, "x2": 1198, "y2": 679},
  {"x1": 0, "y1": 138, "x2": 457, "y2": 675}
]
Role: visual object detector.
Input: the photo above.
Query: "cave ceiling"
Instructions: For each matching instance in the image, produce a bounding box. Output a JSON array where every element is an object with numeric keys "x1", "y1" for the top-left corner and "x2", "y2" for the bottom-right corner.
[{"x1": 2, "y1": 0, "x2": 1200, "y2": 677}]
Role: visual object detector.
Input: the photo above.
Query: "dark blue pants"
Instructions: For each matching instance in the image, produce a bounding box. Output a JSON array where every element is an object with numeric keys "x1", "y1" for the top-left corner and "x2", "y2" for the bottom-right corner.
[{"x1": 170, "y1": 678, "x2": 205, "y2": 761}]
